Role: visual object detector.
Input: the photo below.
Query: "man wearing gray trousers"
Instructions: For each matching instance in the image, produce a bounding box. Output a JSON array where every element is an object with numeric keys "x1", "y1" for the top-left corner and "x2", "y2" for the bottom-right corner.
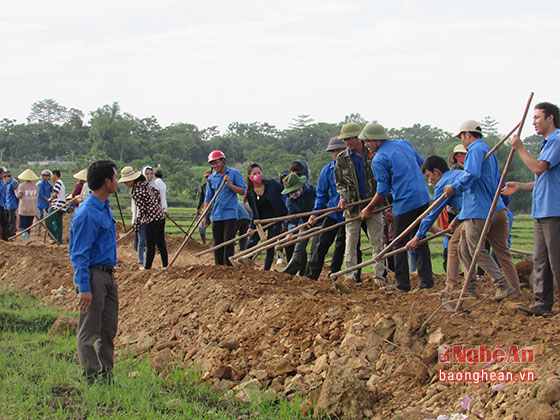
[{"x1": 69, "y1": 160, "x2": 119, "y2": 383}]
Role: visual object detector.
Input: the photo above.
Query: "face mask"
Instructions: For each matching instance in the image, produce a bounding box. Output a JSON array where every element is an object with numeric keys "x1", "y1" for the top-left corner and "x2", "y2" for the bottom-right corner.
[
  {"x1": 456, "y1": 154, "x2": 466, "y2": 164},
  {"x1": 250, "y1": 173, "x2": 263, "y2": 183},
  {"x1": 289, "y1": 189, "x2": 302, "y2": 199},
  {"x1": 146, "y1": 175, "x2": 154, "y2": 182}
]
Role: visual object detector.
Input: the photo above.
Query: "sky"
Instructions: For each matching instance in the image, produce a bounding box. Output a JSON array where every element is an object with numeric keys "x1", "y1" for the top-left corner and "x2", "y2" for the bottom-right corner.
[{"x1": 2, "y1": 0, "x2": 559, "y2": 136}]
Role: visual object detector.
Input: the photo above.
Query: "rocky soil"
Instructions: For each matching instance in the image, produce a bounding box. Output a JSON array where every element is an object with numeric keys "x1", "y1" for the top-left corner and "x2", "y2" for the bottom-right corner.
[{"x1": 1, "y1": 220, "x2": 560, "y2": 419}]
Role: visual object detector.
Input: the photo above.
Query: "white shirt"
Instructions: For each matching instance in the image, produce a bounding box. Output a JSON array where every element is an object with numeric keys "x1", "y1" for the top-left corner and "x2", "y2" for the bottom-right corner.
[
  {"x1": 52, "y1": 179, "x2": 66, "y2": 209},
  {"x1": 153, "y1": 178, "x2": 168, "y2": 213}
]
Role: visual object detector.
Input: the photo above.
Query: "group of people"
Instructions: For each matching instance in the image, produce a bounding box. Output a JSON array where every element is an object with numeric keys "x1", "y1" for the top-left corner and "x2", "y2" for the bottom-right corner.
[
  {"x1": 199, "y1": 103, "x2": 560, "y2": 315},
  {"x1": 0, "y1": 167, "x2": 75, "y2": 245},
  {"x1": 67, "y1": 101, "x2": 559, "y2": 384}
]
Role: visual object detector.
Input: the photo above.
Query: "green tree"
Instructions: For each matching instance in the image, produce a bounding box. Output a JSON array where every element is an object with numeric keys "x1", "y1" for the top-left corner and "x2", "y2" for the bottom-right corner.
[{"x1": 27, "y1": 98, "x2": 68, "y2": 124}]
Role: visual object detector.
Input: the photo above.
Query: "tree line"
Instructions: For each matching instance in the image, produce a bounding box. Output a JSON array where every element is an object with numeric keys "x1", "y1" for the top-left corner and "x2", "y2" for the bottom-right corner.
[{"x1": 0, "y1": 99, "x2": 540, "y2": 212}]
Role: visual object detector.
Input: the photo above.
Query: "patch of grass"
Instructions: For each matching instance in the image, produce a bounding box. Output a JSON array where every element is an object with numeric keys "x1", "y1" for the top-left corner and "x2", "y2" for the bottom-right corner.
[{"x1": 0, "y1": 290, "x2": 314, "y2": 420}]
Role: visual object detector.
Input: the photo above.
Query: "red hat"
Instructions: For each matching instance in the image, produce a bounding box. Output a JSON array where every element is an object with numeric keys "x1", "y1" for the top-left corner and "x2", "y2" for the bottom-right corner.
[{"x1": 208, "y1": 150, "x2": 226, "y2": 162}]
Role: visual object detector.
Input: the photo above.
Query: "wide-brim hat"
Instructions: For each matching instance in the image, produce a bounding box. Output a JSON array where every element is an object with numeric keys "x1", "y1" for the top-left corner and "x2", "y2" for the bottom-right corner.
[
  {"x1": 73, "y1": 168, "x2": 88, "y2": 181},
  {"x1": 358, "y1": 123, "x2": 389, "y2": 141},
  {"x1": 18, "y1": 168, "x2": 39, "y2": 181},
  {"x1": 448, "y1": 143, "x2": 468, "y2": 163},
  {"x1": 281, "y1": 173, "x2": 307, "y2": 194},
  {"x1": 119, "y1": 166, "x2": 142, "y2": 183},
  {"x1": 325, "y1": 136, "x2": 347, "y2": 152},
  {"x1": 454, "y1": 120, "x2": 482, "y2": 138},
  {"x1": 338, "y1": 122, "x2": 362, "y2": 140}
]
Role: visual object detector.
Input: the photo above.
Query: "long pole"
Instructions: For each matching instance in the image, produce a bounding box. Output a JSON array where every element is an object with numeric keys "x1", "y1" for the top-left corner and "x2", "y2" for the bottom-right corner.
[
  {"x1": 253, "y1": 198, "x2": 372, "y2": 226},
  {"x1": 114, "y1": 191, "x2": 127, "y2": 232},
  {"x1": 167, "y1": 180, "x2": 226, "y2": 268},
  {"x1": 453, "y1": 92, "x2": 534, "y2": 312},
  {"x1": 277, "y1": 204, "x2": 392, "y2": 249},
  {"x1": 484, "y1": 122, "x2": 521, "y2": 161},
  {"x1": 229, "y1": 207, "x2": 341, "y2": 263},
  {"x1": 166, "y1": 214, "x2": 188, "y2": 236},
  {"x1": 195, "y1": 220, "x2": 277, "y2": 257},
  {"x1": 329, "y1": 195, "x2": 446, "y2": 281},
  {"x1": 9, "y1": 197, "x2": 78, "y2": 240}
]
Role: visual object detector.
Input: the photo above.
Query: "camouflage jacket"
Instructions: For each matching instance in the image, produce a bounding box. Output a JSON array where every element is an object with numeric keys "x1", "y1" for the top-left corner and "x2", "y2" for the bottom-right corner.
[{"x1": 334, "y1": 143, "x2": 382, "y2": 218}]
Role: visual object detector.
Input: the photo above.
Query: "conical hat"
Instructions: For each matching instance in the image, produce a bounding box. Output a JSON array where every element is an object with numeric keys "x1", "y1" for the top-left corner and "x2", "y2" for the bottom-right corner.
[
  {"x1": 73, "y1": 168, "x2": 88, "y2": 181},
  {"x1": 18, "y1": 168, "x2": 39, "y2": 181}
]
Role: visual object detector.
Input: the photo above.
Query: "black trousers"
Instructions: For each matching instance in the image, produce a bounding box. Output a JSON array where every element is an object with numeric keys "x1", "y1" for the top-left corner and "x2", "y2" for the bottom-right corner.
[
  {"x1": 0, "y1": 206, "x2": 8, "y2": 241},
  {"x1": 246, "y1": 222, "x2": 283, "y2": 270},
  {"x1": 212, "y1": 219, "x2": 237, "y2": 266},
  {"x1": 145, "y1": 219, "x2": 168, "y2": 269},
  {"x1": 235, "y1": 219, "x2": 250, "y2": 251},
  {"x1": 307, "y1": 217, "x2": 346, "y2": 280},
  {"x1": 393, "y1": 204, "x2": 434, "y2": 291}
]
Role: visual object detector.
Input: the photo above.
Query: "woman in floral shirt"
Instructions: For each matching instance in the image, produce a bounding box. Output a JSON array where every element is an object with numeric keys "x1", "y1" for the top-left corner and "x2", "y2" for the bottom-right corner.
[{"x1": 119, "y1": 166, "x2": 168, "y2": 269}]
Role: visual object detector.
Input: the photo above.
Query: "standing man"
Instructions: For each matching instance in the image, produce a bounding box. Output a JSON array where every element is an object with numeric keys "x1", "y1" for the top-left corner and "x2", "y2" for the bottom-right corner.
[
  {"x1": 503, "y1": 102, "x2": 560, "y2": 316},
  {"x1": 153, "y1": 168, "x2": 168, "y2": 216},
  {"x1": 361, "y1": 123, "x2": 435, "y2": 292},
  {"x1": 3, "y1": 171, "x2": 19, "y2": 238},
  {"x1": 37, "y1": 169, "x2": 53, "y2": 235},
  {"x1": 306, "y1": 137, "x2": 348, "y2": 280},
  {"x1": 444, "y1": 120, "x2": 521, "y2": 301},
  {"x1": 201, "y1": 150, "x2": 246, "y2": 266},
  {"x1": 334, "y1": 123, "x2": 385, "y2": 284},
  {"x1": 69, "y1": 160, "x2": 118, "y2": 384},
  {"x1": 46, "y1": 170, "x2": 66, "y2": 245},
  {"x1": 0, "y1": 167, "x2": 8, "y2": 240}
]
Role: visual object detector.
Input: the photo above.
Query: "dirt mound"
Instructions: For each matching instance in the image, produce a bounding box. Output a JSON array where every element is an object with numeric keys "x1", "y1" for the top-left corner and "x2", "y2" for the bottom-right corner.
[{"x1": 1, "y1": 229, "x2": 559, "y2": 419}]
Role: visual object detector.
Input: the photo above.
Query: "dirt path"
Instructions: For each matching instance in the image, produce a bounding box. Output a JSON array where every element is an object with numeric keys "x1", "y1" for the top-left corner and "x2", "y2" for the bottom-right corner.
[{"x1": 1, "y1": 220, "x2": 558, "y2": 419}]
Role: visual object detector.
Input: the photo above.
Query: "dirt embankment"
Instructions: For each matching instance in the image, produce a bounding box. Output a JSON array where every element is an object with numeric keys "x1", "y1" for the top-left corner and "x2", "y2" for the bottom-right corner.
[{"x1": 1, "y1": 222, "x2": 559, "y2": 420}]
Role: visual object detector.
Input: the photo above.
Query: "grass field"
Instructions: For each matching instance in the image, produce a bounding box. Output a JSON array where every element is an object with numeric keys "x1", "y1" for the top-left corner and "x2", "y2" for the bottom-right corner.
[{"x1": 0, "y1": 289, "x2": 311, "y2": 420}]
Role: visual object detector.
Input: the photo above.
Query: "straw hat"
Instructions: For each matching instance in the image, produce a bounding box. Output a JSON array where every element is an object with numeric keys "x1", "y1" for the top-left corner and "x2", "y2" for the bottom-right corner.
[
  {"x1": 73, "y1": 168, "x2": 88, "y2": 181},
  {"x1": 448, "y1": 143, "x2": 468, "y2": 163},
  {"x1": 18, "y1": 168, "x2": 39, "y2": 181},
  {"x1": 119, "y1": 166, "x2": 142, "y2": 183}
]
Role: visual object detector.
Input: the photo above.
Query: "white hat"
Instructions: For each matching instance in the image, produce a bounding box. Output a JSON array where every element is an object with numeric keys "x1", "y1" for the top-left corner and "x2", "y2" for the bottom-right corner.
[{"x1": 454, "y1": 120, "x2": 482, "y2": 138}]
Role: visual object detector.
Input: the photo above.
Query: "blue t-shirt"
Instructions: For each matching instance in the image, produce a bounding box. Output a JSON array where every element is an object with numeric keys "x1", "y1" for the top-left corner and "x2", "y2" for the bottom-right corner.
[
  {"x1": 314, "y1": 161, "x2": 344, "y2": 223},
  {"x1": 37, "y1": 179, "x2": 53, "y2": 210},
  {"x1": 372, "y1": 140, "x2": 430, "y2": 215},
  {"x1": 533, "y1": 128, "x2": 560, "y2": 218},
  {"x1": 204, "y1": 167, "x2": 246, "y2": 222},
  {"x1": 416, "y1": 170, "x2": 464, "y2": 239},
  {"x1": 0, "y1": 182, "x2": 5, "y2": 208},
  {"x1": 450, "y1": 139, "x2": 506, "y2": 220},
  {"x1": 69, "y1": 194, "x2": 117, "y2": 293},
  {"x1": 350, "y1": 150, "x2": 367, "y2": 200},
  {"x1": 237, "y1": 201, "x2": 251, "y2": 221},
  {"x1": 4, "y1": 178, "x2": 19, "y2": 210}
]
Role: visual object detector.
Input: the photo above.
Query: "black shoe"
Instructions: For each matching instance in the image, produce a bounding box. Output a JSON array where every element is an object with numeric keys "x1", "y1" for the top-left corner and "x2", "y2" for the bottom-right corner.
[
  {"x1": 517, "y1": 305, "x2": 552, "y2": 317},
  {"x1": 413, "y1": 283, "x2": 434, "y2": 292},
  {"x1": 282, "y1": 259, "x2": 300, "y2": 275}
]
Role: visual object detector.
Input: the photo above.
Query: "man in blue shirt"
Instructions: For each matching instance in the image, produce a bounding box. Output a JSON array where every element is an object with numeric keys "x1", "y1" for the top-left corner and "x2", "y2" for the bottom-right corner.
[
  {"x1": 0, "y1": 167, "x2": 7, "y2": 241},
  {"x1": 406, "y1": 156, "x2": 464, "y2": 295},
  {"x1": 362, "y1": 123, "x2": 434, "y2": 292},
  {"x1": 202, "y1": 150, "x2": 246, "y2": 266},
  {"x1": 306, "y1": 137, "x2": 348, "y2": 280},
  {"x1": 504, "y1": 102, "x2": 560, "y2": 316},
  {"x1": 69, "y1": 160, "x2": 118, "y2": 384},
  {"x1": 37, "y1": 169, "x2": 53, "y2": 236},
  {"x1": 3, "y1": 170, "x2": 19, "y2": 238},
  {"x1": 444, "y1": 120, "x2": 521, "y2": 301}
]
